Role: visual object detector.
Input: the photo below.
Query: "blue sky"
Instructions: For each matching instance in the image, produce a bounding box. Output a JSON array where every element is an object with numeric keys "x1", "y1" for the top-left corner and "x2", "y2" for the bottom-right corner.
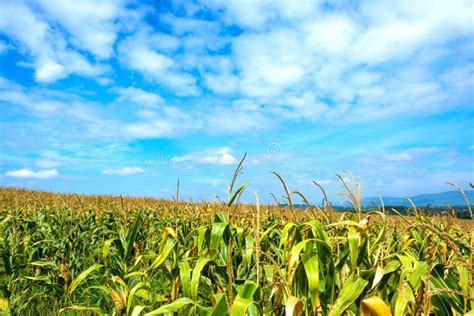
[{"x1": 0, "y1": 0, "x2": 473, "y2": 204}]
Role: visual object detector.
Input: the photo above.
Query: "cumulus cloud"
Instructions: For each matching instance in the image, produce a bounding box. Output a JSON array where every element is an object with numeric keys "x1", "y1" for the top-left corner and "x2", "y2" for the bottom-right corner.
[
  {"x1": 0, "y1": 1, "x2": 127, "y2": 83},
  {"x1": 1, "y1": 0, "x2": 472, "y2": 125},
  {"x1": 5, "y1": 168, "x2": 58, "y2": 178},
  {"x1": 102, "y1": 166, "x2": 145, "y2": 176},
  {"x1": 193, "y1": 0, "x2": 474, "y2": 124},
  {"x1": 171, "y1": 147, "x2": 237, "y2": 165},
  {"x1": 36, "y1": 0, "x2": 121, "y2": 59},
  {"x1": 118, "y1": 30, "x2": 198, "y2": 95}
]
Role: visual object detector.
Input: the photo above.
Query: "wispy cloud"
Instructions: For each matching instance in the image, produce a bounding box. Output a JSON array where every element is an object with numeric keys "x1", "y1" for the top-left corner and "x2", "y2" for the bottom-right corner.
[
  {"x1": 114, "y1": 87, "x2": 164, "y2": 108},
  {"x1": 102, "y1": 167, "x2": 145, "y2": 176},
  {"x1": 383, "y1": 153, "x2": 413, "y2": 162},
  {"x1": 315, "y1": 179, "x2": 331, "y2": 185},
  {"x1": 35, "y1": 159, "x2": 61, "y2": 169},
  {"x1": 5, "y1": 168, "x2": 58, "y2": 178}
]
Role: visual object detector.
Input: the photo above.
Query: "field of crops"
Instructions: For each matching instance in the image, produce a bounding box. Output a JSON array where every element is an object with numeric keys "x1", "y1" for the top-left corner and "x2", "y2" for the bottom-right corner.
[{"x1": 0, "y1": 173, "x2": 473, "y2": 315}]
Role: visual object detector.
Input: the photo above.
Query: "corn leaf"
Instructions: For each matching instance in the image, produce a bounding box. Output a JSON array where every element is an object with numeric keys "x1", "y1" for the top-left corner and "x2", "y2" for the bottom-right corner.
[
  {"x1": 328, "y1": 277, "x2": 368, "y2": 316},
  {"x1": 361, "y1": 296, "x2": 392, "y2": 316},
  {"x1": 68, "y1": 264, "x2": 103, "y2": 295},
  {"x1": 145, "y1": 298, "x2": 194, "y2": 315}
]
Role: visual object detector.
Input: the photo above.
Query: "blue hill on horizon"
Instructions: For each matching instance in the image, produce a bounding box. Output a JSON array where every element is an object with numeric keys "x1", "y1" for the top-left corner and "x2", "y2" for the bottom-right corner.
[{"x1": 361, "y1": 190, "x2": 474, "y2": 207}]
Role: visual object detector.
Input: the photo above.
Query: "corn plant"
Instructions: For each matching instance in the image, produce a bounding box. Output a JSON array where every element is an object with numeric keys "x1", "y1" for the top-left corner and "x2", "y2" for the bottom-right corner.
[{"x1": 0, "y1": 176, "x2": 472, "y2": 315}]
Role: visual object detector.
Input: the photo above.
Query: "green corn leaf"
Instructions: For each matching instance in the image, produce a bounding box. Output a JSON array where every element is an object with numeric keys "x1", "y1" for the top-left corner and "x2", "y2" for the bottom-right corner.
[
  {"x1": 303, "y1": 253, "x2": 319, "y2": 308},
  {"x1": 81, "y1": 285, "x2": 109, "y2": 296},
  {"x1": 145, "y1": 297, "x2": 194, "y2": 315},
  {"x1": 214, "y1": 212, "x2": 229, "y2": 224},
  {"x1": 212, "y1": 293, "x2": 229, "y2": 316},
  {"x1": 456, "y1": 266, "x2": 468, "y2": 295},
  {"x1": 228, "y1": 182, "x2": 247, "y2": 207},
  {"x1": 132, "y1": 306, "x2": 146, "y2": 316},
  {"x1": 210, "y1": 222, "x2": 229, "y2": 257},
  {"x1": 127, "y1": 282, "x2": 148, "y2": 316},
  {"x1": 263, "y1": 265, "x2": 274, "y2": 284},
  {"x1": 240, "y1": 280, "x2": 260, "y2": 300},
  {"x1": 68, "y1": 264, "x2": 103, "y2": 295},
  {"x1": 305, "y1": 220, "x2": 331, "y2": 246},
  {"x1": 149, "y1": 238, "x2": 176, "y2": 270},
  {"x1": 29, "y1": 261, "x2": 58, "y2": 268},
  {"x1": 279, "y1": 222, "x2": 297, "y2": 249},
  {"x1": 260, "y1": 224, "x2": 278, "y2": 240},
  {"x1": 191, "y1": 257, "x2": 212, "y2": 301},
  {"x1": 197, "y1": 227, "x2": 208, "y2": 254},
  {"x1": 103, "y1": 238, "x2": 115, "y2": 260},
  {"x1": 328, "y1": 277, "x2": 368, "y2": 316},
  {"x1": 384, "y1": 260, "x2": 401, "y2": 274},
  {"x1": 125, "y1": 213, "x2": 141, "y2": 261},
  {"x1": 124, "y1": 271, "x2": 145, "y2": 280},
  {"x1": 59, "y1": 305, "x2": 105, "y2": 315},
  {"x1": 394, "y1": 282, "x2": 414, "y2": 316},
  {"x1": 231, "y1": 296, "x2": 255, "y2": 316},
  {"x1": 347, "y1": 229, "x2": 360, "y2": 270},
  {"x1": 179, "y1": 261, "x2": 191, "y2": 298},
  {"x1": 326, "y1": 220, "x2": 365, "y2": 230},
  {"x1": 288, "y1": 239, "x2": 313, "y2": 272},
  {"x1": 407, "y1": 261, "x2": 428, "y2": 290}
]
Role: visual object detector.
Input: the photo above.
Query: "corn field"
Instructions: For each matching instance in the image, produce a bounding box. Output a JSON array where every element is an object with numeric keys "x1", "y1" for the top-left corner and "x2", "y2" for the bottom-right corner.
[{"x1": 0, "y1": 173, "x2": 473, "y2": 315}]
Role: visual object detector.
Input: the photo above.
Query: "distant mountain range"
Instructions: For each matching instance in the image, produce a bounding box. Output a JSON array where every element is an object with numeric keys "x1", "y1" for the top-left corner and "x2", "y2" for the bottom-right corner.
[{"x1": 361, "y1": 190, "x2": 474, "y2": 207}]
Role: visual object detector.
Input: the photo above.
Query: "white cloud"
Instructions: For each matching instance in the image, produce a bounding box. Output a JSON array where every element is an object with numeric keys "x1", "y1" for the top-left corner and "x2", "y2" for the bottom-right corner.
[
  {"x1": 171, "y1": 147, "x2": 237, "y2": 165},
  {"x1": 0, "y1": 40, "x2": 9, "y2": 54},
  {"x1": 193, "y1": 178, "x2": 227, "y2": 186},
  {"x1": 304, "y1": 15, "x2": 359, "y2": 55},
  {"x1": 126, "y1": 46, "x2": 173, "y2": 73},
  {"x1": 200, "y1": 153, "x2": 236, "y2": 165},
  {"x1": 201, "y1": 0, "x2": 319, "y2": 29},
  {"x1": 0, "y1": 81, "x2": 201, "y2": 141},
  {"x1": 35, "y1": 159, "x2": 61, "y2": 169},
  {"x1": 0, "y1": 0, "x2": 473, "y2": 138},
  {"x1": 36, "y1": 0, "x2": 121, "y2": 58},
  {"x1": 0, "y1": 2, "x2": 110, "y2": 83},
  {"x1": 121, "y1": 104, "x2": 201, "y2": 139},
  {"x1": 194, "y1": 0, "x2": 473, "y2": 124},
  {"x1": 35, "y1": 60, "x2": 67, "y2": 83},
  {"x1": 0, "y1": 1, "x2": 124, "y2": 83},
  {"x1": 115, "y1": 87, "x2": 164, "y2": 107},
  {"x1": 102, "y1": 166, "x2": 145, "y2": 176},
  {"x1": 118, "y1": 31, "x2": 198, "y2": 95},
  {"x1": 315, "y1": 179, "x2": 331, "y2": 185},
  {"x1": 232, "y1": 28, "x2": 308, "y2": 97},
  {"x1": 5, "y1": 168, "x2": 58, "y2": 178}
]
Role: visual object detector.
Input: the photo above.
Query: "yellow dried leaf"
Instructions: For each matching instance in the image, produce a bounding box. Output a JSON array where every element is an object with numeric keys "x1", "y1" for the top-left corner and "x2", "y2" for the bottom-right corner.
[
  {"x1": 286, "y1": 295, "x2": 303, "y2": 316},
  {"x1": 361, "y1": 296, "x2": 392, "y2": 316},
  {"x1": 109, "y1": 287, "x2": 125, "y2": 310}
]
